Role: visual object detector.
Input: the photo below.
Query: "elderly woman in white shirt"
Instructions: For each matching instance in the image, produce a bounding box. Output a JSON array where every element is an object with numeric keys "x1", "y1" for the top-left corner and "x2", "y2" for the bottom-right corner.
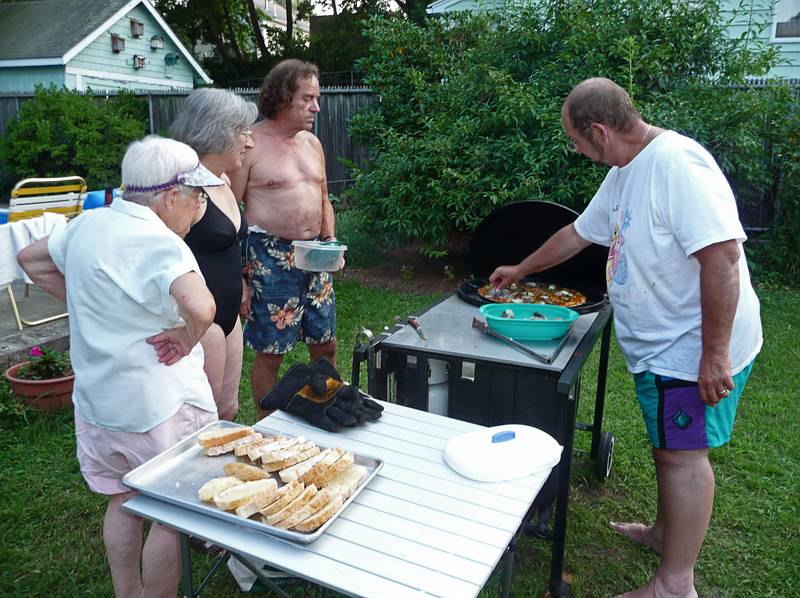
[{"x1": 18, "y1": 136, "x2": 222, "y2": 598}]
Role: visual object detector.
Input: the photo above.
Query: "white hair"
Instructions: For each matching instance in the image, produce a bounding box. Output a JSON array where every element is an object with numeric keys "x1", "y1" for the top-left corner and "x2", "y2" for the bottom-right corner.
[
  {"x1": 170, "y1": 88, "x2": 258, "y2": 155},
  {"x1": 121, "y1": 135, "x2": 199, "y2": 205}
]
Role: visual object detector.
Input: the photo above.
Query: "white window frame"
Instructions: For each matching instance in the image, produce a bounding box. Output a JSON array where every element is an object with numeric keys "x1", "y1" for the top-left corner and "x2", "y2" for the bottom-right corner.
[{"x1": 772, "y1": 0, "x2": 800, "y2": 43}]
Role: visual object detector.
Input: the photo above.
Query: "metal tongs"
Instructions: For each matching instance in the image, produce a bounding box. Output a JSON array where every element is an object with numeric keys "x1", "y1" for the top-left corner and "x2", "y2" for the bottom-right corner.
[{"x1": 471, "y1": 317, "x2": 572, "y2": 364}]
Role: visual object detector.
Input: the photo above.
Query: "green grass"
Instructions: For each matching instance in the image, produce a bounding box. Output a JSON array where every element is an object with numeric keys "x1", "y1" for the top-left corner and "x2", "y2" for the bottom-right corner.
[{"x1": 1, "y1": 282, "x2": 797, "y2": 597}]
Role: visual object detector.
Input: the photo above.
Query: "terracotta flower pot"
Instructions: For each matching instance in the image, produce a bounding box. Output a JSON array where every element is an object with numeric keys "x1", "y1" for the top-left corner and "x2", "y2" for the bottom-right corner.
[{"x1": 4, "y1": 362, "x2": 75, "y2": 411}]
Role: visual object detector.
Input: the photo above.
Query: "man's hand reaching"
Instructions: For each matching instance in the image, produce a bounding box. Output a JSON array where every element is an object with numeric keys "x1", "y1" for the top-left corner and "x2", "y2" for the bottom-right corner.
[
  {"x1": 488, "y1": 265, "x2": 522, "y2": 290},
  {"x1": 147, "y1": 327, "x2": 195, "y2": 366}
]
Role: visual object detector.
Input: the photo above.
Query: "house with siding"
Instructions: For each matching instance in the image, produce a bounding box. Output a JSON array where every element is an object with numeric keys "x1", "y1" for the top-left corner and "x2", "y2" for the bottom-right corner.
[
  {"x1": 426, "y1": 0, "x2": 800, "y2": 80},
  {"x1": 0, "y1": 0, "x2": 212, "y2": 93}
]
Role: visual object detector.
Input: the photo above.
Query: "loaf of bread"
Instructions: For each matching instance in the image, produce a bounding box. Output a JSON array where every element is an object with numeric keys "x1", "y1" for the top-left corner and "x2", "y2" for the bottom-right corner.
[
  {"x1": 224, "y1": 461, "x2": 269, "y2": 481},
  {"x1": 292, "y1": 494, "x2": 345, "y2": 532},
  {"x1": 234, "y1": 480, "x2": 279, "y2": 519},
  {"x1": 275, "y1": 488, "x2": 334, "y2": 530},
  {"x1": 198, "y1": 426, "x2": 254, "y2": 448},
  {"x1": 260, "y1": 480, "x2": 304, "y2": 517},
  {"x1": 308, "y1": 452, "x2": 354, "y2": 489},
  {"x1": 266, "y1": 485, "x2": 318, "y2": 526},
  {"x1": 324, "y1": 464, "x2": 368, "y2": 500},
  {"x1": 204, "y1": 432, "x2": 262, "y2": 456},
  {"x1": 234, "y1": 434, "x2": 280, "y2": 457},
  {"x1": 262, "y1": 445, "x2": 321, "y2": 473},
  {"x1": 198, "y1": 476, "x2": 242, "y2": 502},
  {"x1": 213, "y1": 478, "x2": 276, "y2": 511}
]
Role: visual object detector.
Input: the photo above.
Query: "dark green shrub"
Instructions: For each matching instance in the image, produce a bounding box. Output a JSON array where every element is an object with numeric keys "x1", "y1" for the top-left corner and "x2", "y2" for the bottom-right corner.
[
  {"x1": 346, "y1": 0, "x2": 793, "y2": 259},
  {"x1": 0, "y1": 86, "x2": 147, "y2": 193}
]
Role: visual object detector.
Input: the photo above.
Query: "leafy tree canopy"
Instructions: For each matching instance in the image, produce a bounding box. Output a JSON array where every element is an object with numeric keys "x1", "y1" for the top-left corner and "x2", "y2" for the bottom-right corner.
[{"x1": 346, "y1": 0, "x2": 797, "y2": 259}]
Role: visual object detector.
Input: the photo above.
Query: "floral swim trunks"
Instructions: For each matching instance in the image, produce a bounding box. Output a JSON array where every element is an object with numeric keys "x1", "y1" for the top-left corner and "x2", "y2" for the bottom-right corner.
[{"x1": 242, "y1": 231, "x2": 336, "y2": 354}]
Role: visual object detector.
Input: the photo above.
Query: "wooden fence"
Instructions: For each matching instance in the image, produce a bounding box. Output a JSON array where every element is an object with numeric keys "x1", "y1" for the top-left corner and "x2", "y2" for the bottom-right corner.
[{"x1": 0, "y1": 87, "x2": 375, "y2": 197}]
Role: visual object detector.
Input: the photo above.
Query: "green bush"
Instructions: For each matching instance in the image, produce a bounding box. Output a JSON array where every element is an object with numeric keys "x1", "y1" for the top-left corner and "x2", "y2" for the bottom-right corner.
[
  {"x1": 345, "y1": 0, "x2": 797, "y2": 263},
  {"x1": 0, "y1": 86, "x2": 147, "y2": 193},
  {"x1": 335, "y1": 204, "x2": 387, "y2": 268}
]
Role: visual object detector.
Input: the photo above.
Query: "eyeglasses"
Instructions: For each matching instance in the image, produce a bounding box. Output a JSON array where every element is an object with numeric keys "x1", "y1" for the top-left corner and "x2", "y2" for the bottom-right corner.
[
  {"x1": 565, "y1": 138, "x2": 578, "y2": 153},
  {"x1": 240, "y1": 129, "x2": 253, "y2": 137},
  {"x1": 177, "y1": 185, "x2": 208, "y2": 205}
]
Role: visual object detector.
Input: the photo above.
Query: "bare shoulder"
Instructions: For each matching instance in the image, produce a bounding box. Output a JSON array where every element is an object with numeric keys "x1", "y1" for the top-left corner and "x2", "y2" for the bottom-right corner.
[{"x1": 298, "y1": 130, "x2": 323, "y2": 151}]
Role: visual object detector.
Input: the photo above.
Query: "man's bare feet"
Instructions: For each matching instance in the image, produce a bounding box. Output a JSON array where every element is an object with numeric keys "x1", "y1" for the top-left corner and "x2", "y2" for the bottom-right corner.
[
  {"x1": 609, "y1": 521, "x2": 663, "y2": 554},
  {"x1": 614, "y1": 575, "x2": 697, "y2": 598}
]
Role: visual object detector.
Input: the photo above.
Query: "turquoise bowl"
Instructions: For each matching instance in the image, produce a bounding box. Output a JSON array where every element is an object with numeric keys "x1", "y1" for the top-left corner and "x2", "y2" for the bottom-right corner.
[{"x1": 479, "y1": 303, "x2": 579, "y2": 341}]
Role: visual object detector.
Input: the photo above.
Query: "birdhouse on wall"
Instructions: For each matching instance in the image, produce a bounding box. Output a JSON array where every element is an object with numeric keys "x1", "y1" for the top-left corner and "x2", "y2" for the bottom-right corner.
[
  {"x1": 111, "y1": 33, "x2": 125, "y2": 53},
  {"x1": 150, "y1": 35, "x2": 164, "y2": 50},
  {"x1": 130, "y1": 18, "x2": 144, "y2": 37},
  {"x1": 164, "y1": 53, "x2": 180, "y2": 66},
  {"x1": 133, "y1": 55, "x2": 146, "y2": 69}
]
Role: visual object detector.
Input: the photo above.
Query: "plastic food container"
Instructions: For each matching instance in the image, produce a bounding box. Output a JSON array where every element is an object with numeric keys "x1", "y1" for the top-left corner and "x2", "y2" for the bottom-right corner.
[
  {"x1": 444, "y1": 424, "x2": 563, "y2": 482},
  {"x1": 479, "y1": 303, "x2": 579, "y2": 341},
  {"x1": 292, "y1": 240, "x2": 347, "y2": 272}
]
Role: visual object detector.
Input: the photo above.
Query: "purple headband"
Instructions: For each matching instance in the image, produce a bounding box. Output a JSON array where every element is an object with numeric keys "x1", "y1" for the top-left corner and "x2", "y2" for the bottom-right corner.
[{"x1": 121, "y1": 163, "x2": 199, "y2": 193}]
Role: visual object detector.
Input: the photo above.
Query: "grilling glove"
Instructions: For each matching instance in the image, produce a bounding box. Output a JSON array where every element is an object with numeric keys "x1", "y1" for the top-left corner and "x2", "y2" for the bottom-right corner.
[{"x1": 259, "y1": 358, "x2": 383, "y2": 432}]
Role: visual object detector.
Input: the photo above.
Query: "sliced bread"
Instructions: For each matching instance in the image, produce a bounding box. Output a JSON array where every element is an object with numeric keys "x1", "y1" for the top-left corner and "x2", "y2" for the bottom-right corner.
[
  {"x1": 198, "y1": 426, "x2": 254, "y2": 448},
  {"x1": 297, "y1": 447, "x2": 343, "y2": 485},
  {"x1": 213, "y1": 478, "x2": 275, "y2": 511},
  {"x1": 308, "y1": 452, "x2": 354, "y2": 489},
  {"x1": 275, "y1": 488, "x2": 334, "y2": 530},
  {"x1": 266, "y1": 485, "x2": 318, "y2": 526},
  {"x1": 234, "y1": 480, "x2": 279, "y2": 519},
  {"x1": 260, "y1": 480, "x2": 304, "y2": 517},
  {"x1": 262, "y1": 446, "x2": 320, "y2": 473},
  {"x1": 249, "y1": 435, "x2": 304, "y2": 462},
  {"x1": 324, "y1": 464, "x2": 368, "y2": 500},
  {"x1": 198, "y1": 476, "x2": 242, "y2": 502},
  {"x1": 204, "y1": 432, "x2": 262, "y2": 456},
  {"x1": 234, "y1": 434, "x2": 279, "y2": 457},
  {"x1": 279, "y1": 448, "x2": 331, "y2": 483},
  {"x1": 224, "y1": 461, "x2": 269, "y2": 481},
  {"x1": 292, "y1": 494, "x2": 345, "y2": 533}
]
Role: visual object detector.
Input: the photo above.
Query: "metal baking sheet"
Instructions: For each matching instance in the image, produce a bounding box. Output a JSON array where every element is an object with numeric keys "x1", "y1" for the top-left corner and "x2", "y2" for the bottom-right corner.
[{"x1": 122, "y1": 420, "x2": 383, "y2": 544}]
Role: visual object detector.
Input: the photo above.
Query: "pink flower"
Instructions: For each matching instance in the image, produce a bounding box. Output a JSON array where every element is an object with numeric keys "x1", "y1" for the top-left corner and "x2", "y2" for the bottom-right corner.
[{"x1": 29, "y1": 346, "x2": 44, "y2": 357}]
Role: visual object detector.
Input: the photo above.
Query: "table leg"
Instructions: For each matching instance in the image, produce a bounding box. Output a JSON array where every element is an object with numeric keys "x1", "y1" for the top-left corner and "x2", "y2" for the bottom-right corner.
[
  {"x1": 501, "y1": 533, "x2": 518, "y2": 598},
  {"x1": 235, "y1": 554, "x2": 294, "y2": 598},
  {"x1": 180, "y1": 533, "x2": 194, "y2": 598}
]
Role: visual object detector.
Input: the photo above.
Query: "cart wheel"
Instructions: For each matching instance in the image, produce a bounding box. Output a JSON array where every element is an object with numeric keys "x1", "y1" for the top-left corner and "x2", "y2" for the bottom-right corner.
[{"x1": 595, "y1": 432, "x2": 615, "y2": 481}]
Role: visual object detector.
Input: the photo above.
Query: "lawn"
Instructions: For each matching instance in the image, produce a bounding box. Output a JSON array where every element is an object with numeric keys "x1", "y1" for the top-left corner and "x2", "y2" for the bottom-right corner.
[{"x1": 0, "y1": 280, "x2": 797, "y2": 597}]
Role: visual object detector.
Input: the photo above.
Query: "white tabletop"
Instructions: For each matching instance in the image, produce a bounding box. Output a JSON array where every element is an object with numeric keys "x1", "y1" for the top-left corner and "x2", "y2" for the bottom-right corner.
[{"x1": 124, "y1": 401, "x2": 553, "y2": 598}]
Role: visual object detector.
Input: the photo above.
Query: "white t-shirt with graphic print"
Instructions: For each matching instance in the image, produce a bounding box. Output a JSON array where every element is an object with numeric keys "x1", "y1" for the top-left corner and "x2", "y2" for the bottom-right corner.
[{"x1": 574, "y1": 130, "x2": 762, "y2": 381}]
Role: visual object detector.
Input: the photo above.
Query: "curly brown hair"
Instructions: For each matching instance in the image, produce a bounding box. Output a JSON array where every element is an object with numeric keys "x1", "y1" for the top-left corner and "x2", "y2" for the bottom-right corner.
[{"x1": 257, "y1": 59, "x2": 320, "y2": 119}]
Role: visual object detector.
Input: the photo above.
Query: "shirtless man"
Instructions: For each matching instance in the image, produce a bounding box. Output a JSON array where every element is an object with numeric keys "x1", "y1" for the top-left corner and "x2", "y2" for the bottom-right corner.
[{"x1": 230, "y1": 59, "x2": 337, "y2": 420}]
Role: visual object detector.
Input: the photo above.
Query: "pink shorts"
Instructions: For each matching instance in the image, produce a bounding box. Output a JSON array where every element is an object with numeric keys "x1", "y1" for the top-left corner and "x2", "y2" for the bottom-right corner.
[{"x1": 75, "y1": 403, "x2": 218, "y2": 495}]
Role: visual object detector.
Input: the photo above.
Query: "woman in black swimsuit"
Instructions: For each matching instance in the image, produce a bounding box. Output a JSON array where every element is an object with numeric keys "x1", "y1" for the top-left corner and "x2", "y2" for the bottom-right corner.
[{"x1": 170, "y1": 89, "x2": 257, "y2": 420}]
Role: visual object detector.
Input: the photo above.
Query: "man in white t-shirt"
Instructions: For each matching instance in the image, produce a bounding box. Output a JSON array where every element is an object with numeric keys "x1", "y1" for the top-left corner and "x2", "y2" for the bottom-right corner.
[
  {"x1": 490, "y1": 78, "x2": 762, "y2": 598},
  {"x1": 18, "y1": 136, "x2": 224, "y2": 597}
]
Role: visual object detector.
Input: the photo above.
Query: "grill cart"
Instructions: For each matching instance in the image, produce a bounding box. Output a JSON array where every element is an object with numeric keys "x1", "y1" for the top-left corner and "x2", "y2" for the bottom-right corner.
[{"x1": 351, "y1": 201, "x2": 615, "y2": 597}]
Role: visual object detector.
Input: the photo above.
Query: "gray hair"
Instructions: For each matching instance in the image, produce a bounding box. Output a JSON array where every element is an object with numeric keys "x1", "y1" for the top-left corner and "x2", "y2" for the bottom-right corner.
[
  {"x1": 121, "y1": 135, "x2": 200, "y2": 206},
  {"x1": 564, "y1": 77, "x2": 640, "y2": 138},
  {"x1": 170, "y1": 88, "x2": 258, "y2": 155}
]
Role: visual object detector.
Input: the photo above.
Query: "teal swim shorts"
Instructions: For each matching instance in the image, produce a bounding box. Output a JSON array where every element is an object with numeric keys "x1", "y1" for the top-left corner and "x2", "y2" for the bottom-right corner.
[{"x1": 633, "y1": 360, "x2": 754, "y2": 449}]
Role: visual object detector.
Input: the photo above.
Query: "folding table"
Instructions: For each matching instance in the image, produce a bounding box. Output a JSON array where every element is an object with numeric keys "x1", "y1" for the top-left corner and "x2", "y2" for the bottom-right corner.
[{"x1": 124, "y1": 401, "x2": 557, "y2": 597}]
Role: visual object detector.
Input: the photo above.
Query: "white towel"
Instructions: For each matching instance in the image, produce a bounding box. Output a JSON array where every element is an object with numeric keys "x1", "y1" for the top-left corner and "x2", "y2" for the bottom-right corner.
[{"x1": 0, "y1": 213, "x2": 67, "y2": 286}]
